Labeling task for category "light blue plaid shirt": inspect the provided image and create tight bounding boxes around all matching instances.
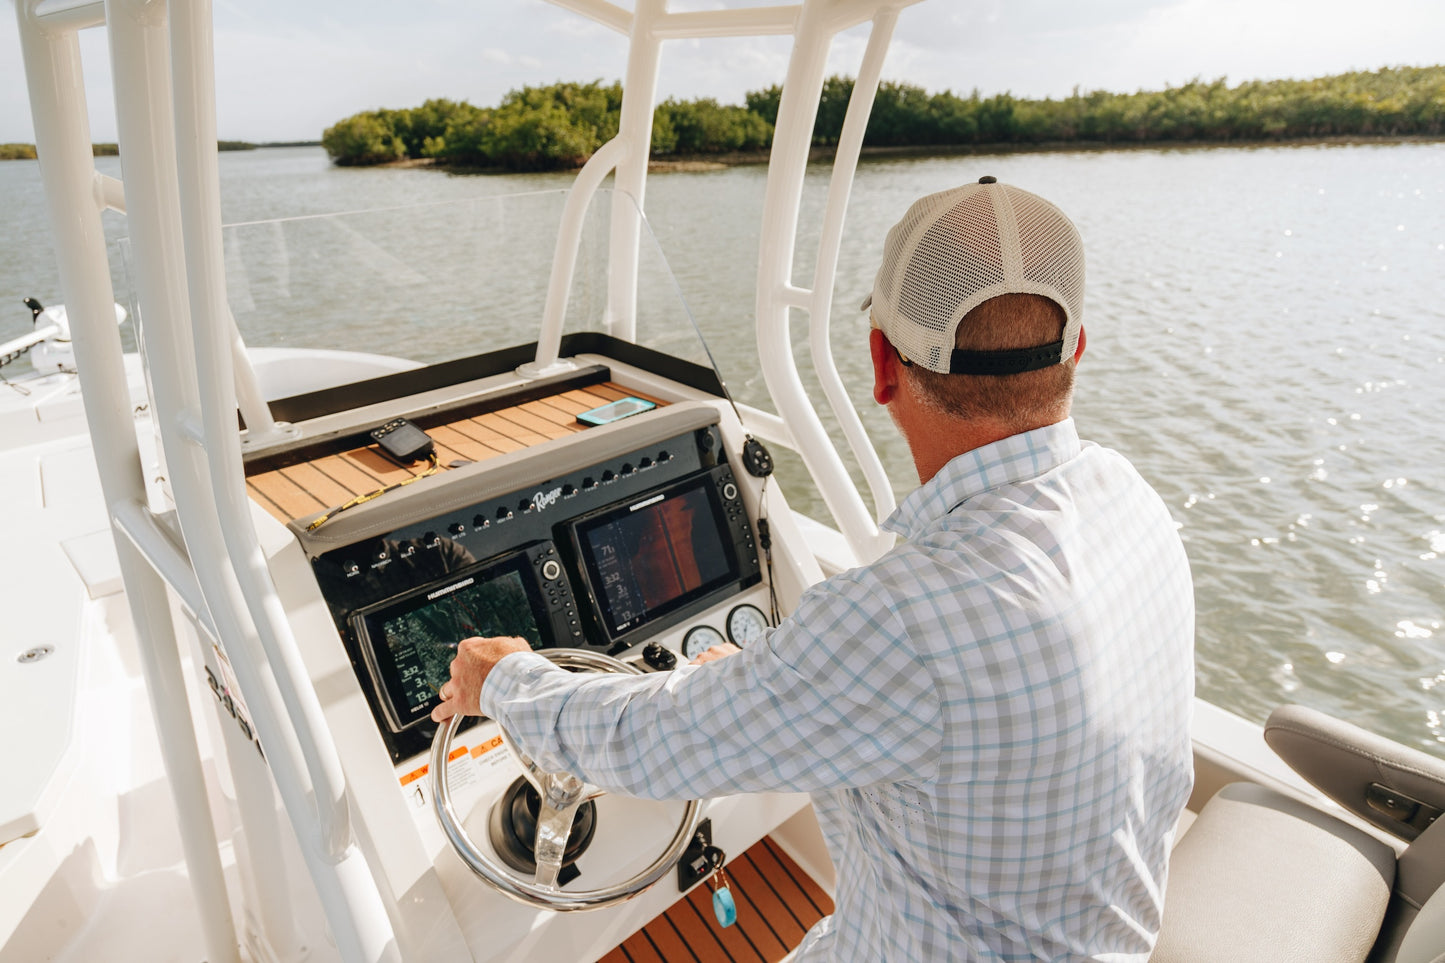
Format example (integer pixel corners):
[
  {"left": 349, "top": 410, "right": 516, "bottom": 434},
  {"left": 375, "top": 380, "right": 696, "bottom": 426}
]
[{"left": 483, "top": 419, "right": 1195, "bottom": 961}]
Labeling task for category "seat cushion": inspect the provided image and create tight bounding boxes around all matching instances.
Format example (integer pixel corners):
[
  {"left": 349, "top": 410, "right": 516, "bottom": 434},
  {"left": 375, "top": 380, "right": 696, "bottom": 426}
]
[{"left": 1151, "top": 781, "right": 1396, "bottom": 963}]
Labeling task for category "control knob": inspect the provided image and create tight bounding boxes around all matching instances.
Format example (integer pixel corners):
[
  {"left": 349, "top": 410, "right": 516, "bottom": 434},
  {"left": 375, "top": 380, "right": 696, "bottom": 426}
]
[{"left": 641, "top": 643, "right": 678, "bottom": 672}]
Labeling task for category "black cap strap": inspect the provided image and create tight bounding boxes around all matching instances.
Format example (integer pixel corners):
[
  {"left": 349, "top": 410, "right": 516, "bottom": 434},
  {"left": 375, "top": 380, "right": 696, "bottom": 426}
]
[{"left": 948, "top": 339, "right": 1064, "bottom": 375}]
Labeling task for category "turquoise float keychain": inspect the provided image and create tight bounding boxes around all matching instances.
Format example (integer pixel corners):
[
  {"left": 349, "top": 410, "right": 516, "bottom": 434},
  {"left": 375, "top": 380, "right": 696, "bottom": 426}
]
[{"left": 704, "top": 845, "right": 737, "bottom": 927}]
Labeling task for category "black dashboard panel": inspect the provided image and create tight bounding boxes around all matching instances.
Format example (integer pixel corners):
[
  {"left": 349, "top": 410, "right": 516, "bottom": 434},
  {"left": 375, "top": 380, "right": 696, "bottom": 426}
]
[{"left": 306, "top": 418, "right": 761, "bottom": 763}]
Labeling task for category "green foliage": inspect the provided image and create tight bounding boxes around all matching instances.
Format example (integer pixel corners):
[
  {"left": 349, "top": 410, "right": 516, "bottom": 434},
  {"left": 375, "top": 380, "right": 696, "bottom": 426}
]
[
  {"left": 321, "top": 113, "right": 407, "bottom": 166},
  {"left": 655, "top": 98, "right": 771, "bottom": 154},
  {"left": 479, "top": 81, "right": 622, "bottom": 170},
  {"left": 318, "top": 65, "right": 1445, "bottom": 170},
  {"left": 744, "top": 85, "right": 782, "bottom": 128},
  {"left": 0, "top": 144, "right": 38, "bottom": 161}
]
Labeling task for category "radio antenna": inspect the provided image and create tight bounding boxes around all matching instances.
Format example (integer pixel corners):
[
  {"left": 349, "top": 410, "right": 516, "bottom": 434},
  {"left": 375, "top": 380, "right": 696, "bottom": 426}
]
[{"left": 645, "top": 228, "right": 774, "bottom": 480}]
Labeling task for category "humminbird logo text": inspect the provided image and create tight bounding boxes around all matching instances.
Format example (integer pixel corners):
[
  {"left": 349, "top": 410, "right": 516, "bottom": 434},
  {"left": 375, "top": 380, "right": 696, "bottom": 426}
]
[
  {"left": 630, "top": 493, "right": 666, "bottom": 512},
  {"left": 427, "top": 577, "right": 474, "bottom": 601},
  {"left": 534, "top": 486, "right": 563, "bottom": 511}
]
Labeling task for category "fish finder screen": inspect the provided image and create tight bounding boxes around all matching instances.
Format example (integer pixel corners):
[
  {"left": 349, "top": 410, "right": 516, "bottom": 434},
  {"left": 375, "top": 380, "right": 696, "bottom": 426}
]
[
  {"left": 352, "top": 551, "right": 547, "bottom": 730},
  {"left": 576, "top": 477, "right": 736, "bottom": 639}
]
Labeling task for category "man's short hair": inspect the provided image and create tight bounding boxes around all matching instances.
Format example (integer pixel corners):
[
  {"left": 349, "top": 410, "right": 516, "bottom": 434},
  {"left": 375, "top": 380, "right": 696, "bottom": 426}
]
[{"left": 901, "top": 293, "right": 1075, "bottom": 430}]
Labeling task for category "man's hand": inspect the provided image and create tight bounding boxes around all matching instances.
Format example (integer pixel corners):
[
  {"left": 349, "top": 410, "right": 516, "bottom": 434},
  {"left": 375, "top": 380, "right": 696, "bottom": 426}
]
[
  {"left": 431, "top": 636, "right": 533, "bottom": 723},
  {"left": 690, "top": 642, "right": 740, "bottom": 665}
]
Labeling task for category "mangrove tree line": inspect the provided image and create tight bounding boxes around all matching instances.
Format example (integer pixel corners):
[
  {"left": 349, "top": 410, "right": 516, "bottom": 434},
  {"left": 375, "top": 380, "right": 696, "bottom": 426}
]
[{"left": 322, "top": 65, "right": 1445, "bottom": 171}]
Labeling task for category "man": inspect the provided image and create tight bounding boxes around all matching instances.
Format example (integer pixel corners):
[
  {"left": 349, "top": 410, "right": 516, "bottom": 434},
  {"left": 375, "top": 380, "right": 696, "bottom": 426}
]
[{"left": 433, "top": 178, "right": 1195, "bottom": 960}]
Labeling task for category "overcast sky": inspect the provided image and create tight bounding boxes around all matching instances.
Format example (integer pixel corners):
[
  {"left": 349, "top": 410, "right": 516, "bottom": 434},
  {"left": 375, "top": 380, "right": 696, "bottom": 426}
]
[{"left": 2, "top": 0, "right": 1442, "bottom": 144}]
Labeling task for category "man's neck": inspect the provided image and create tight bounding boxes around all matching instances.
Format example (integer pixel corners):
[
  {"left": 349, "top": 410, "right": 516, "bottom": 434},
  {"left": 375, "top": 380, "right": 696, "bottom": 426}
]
[{"left": 906, "top": 412, "right": 1064, "bottom": 485}]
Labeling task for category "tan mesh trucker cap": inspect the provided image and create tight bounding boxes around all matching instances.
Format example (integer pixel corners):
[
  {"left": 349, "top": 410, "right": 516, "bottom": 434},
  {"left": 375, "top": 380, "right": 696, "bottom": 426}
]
[{"left": 862, "top": 176, "right": 1085, "bottom": 375}]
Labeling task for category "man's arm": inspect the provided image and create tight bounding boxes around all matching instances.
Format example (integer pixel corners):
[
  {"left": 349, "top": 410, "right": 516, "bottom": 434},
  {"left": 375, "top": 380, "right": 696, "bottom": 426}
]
[{"left": 452, "top": 574, "right": 944, "bottom": 800}]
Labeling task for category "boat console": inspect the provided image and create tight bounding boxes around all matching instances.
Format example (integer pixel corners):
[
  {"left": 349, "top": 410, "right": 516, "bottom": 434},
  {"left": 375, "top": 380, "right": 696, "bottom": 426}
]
[
  {"left": 289, "top": 399, "right": 762, "bottom": 763},
  {"left": 232, "top": 345, "right": 820, "bottom": 955}
]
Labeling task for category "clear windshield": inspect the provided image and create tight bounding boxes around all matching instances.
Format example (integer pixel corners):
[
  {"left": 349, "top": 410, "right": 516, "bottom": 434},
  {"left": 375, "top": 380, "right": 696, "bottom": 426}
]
[{"left": 176, "top": 187, "right": 716, "bottom": 372}]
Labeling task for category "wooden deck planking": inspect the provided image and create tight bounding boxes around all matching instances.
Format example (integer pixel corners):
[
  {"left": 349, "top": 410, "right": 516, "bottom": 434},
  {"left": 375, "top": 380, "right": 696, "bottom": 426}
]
[
  {"left": 756, "top": 838, "right": 833, "bottom": 919},
  {"left": 248, "top": 469, "right": 327, "bottom": 519},
  {"left": 635, "top": 915, "right": 703, "bottom": 963},
  {"left": 716, "top": 858, "right": 794, "bottom": 959},
  {"left": 489, "top": 403, "right": 580, "bottom": 439},
  {"left": 246, "top": 382, "right": 668, "bottom": 524},
  {"left": 682, "top": 885, "right": 766, "bottom": 963},
  {"left": 447, "top": 416, "right": 528, "bottom": 454},
  {"left": 595, "top": 835, "right": 830, "bottom": 963},
  {"left": 273, "top": 462, "right": 356, "bottom": 511},
  {"left": 426, "top": 424, "right": 503, "bottom": 465},
  {"left": 471, "top": 409, "right": 550, "bottom": 448}
]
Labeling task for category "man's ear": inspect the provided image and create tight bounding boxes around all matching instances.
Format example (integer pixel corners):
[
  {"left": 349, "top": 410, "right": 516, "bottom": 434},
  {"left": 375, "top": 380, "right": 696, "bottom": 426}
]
[
  {"left": 870, "top": 327, "right": 900, "bottom": 405},
  {"left": 1073, "top": 325, "right": 1087, "bottom": 364}
]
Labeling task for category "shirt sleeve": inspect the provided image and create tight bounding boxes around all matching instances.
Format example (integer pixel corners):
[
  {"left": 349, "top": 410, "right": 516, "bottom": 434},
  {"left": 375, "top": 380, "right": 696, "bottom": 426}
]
[{"left": 479, "top": 572, "right": 944, "bottom": 799}]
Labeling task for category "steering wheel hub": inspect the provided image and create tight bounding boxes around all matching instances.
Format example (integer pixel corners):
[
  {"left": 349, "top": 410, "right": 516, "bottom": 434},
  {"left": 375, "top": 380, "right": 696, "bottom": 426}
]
[
  {"left": 430, "top": 648, "right": 702, "bottom": 911},
  {"left": 489, "top": 776, "right": 598, "bottom": 884}
]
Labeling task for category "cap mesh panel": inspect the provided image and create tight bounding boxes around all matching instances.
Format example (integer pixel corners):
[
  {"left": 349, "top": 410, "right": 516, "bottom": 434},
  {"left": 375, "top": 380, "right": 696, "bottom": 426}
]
[
  {"left": 867, "top": 182, "right": 1084, "bottom": 374},
  {"left": 1007, "top": 186, "right": 1085, "bottom": 328},
  {"left": 895, "top": 190, "right": 1005, "bottom": 368}
]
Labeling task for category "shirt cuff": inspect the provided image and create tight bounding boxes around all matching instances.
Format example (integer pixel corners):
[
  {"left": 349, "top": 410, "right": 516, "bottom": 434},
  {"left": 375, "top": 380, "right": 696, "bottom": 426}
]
[{"left": 479, "top": 650, "right": 557, "bottom": 718}]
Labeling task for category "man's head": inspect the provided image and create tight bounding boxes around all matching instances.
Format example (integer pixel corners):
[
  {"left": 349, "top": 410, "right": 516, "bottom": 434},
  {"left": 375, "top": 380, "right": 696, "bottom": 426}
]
[{"left": 865, "top": 177, "right": 1086, "bottom": 437}]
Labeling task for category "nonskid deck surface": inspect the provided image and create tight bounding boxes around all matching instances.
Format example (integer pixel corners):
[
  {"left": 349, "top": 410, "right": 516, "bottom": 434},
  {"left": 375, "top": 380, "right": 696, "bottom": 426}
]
[
  {"left": 245, "top": 382, "right": 666, "bottom": 523},
  {"left": 599, "top": 837, "right": 833, "bottom": 963}
]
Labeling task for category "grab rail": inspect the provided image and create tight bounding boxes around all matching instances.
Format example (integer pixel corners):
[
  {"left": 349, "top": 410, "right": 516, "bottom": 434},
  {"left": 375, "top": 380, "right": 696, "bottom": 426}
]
[
  {"left": 805, "top": 8, "right": 900, "bottom": 529},
  {"left": 14, "top": 3, "right": 238, "bottom": 961},
  {"left": 165, "top": 1, "right": 399, "bottom": 959},
  {"left": 755, "top": 1, "right": 921, "bottom": 564}
]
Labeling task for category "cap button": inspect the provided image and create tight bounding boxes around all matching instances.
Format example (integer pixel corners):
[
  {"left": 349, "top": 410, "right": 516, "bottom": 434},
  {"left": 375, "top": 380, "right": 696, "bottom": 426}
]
[{"left": 978, "top": 175, "right": 998, "bottom": 184}]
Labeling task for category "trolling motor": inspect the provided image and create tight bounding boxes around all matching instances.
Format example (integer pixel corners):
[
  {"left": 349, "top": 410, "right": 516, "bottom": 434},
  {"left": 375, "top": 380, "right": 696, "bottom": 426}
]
[{"left": 2, "top": 296, "right": 129, "bottom": 373}]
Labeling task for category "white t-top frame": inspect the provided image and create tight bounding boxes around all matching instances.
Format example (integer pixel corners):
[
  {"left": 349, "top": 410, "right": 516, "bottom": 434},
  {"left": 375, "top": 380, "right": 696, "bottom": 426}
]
[{"left": 13, "top": 0, "right": 922, "bottom": 960}]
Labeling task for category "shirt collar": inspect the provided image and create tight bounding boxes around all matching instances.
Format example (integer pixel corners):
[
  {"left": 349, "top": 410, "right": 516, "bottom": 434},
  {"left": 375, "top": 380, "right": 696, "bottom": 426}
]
[{"left": 882, "top": 418, "right": 1083, "bottom": 539}]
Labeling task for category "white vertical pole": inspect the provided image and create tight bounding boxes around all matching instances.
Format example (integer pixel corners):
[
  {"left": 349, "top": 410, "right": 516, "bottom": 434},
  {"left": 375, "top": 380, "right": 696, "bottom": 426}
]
[
  {"left": 106, "top": 0, "right": 399, "bottom": 958},
  {"left": 13, "top": 4, "right": 240, "bottom": 962},
  {"left": 525, "top": 137, "right": 629, "bottom": 375},
  {"left": 754, "top": 0, "right": 893, "bottom": 562},
  {"left": 605, "top": 0, "right": 666, "bottom": 342},
  {"left": 806, "top": 11, "right": 899, "bottom": 524}
]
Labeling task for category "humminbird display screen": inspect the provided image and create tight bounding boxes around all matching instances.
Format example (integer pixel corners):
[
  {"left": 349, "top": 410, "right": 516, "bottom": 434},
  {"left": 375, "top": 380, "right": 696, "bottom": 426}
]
[
  {"left": 351, "top": 550, "right": 548, "bottom": 731},
  {"left": 574, "top": 476, "right": 736, "bottom": 639}
]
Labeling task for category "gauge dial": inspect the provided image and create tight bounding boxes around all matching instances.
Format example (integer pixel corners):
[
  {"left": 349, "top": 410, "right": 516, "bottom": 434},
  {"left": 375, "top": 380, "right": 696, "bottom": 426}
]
[
  {"left": 682, "top": 625, "right": 728, "bottom": 661},
  {"left": 726, "top": 604, "right": 770, "bottom": 648}
]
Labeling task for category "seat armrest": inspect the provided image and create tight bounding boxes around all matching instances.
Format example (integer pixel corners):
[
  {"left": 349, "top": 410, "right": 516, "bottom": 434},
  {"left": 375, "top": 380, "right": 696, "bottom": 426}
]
[{"left": 1264, "top": 704, "right": 1445, "bottom": 841}]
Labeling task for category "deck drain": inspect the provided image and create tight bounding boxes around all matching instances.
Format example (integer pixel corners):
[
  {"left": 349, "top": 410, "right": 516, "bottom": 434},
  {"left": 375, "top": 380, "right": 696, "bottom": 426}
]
[{"left": 17, "top": 645, "right": 54, "bottom": 664}]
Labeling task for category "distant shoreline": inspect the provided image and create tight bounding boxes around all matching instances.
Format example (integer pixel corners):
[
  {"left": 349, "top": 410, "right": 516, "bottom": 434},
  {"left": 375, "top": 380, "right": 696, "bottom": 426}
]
[
  {"left": 376, "top": 133, "right": 1445, "bottom": 176},
  {"left": 3, "top": 133, "right": 1435, "bottom": 168},
  {"left": 0, "top": 140, "right": 322, "bottom": 161}
]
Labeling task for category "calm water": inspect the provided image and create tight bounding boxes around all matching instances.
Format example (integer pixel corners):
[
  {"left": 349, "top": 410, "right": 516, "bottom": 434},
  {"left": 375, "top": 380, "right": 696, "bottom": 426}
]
[{"left": 2, "top": 143, "right": 1442, "bottom": 755}]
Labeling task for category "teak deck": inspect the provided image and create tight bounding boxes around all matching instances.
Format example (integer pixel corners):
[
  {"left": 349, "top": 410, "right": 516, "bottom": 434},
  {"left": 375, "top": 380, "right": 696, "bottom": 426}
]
[
  {"left": 245, "top": 382, "right": 663, "bottom": 524},
  {"left": 598, "top": 836, "right": 834, "bottom": 963}
]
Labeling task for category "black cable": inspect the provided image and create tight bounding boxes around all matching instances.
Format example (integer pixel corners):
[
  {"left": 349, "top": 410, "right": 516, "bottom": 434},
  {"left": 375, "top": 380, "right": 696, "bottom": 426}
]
[{"left": 758, "top": 476, "right": 780, "bottom": 627}]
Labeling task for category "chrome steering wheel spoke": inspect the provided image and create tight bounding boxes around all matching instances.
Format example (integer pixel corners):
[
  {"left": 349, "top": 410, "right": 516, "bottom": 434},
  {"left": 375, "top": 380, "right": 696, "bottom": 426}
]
[{"left": 430, "top": 648, "right": 702, "bottom": 911}]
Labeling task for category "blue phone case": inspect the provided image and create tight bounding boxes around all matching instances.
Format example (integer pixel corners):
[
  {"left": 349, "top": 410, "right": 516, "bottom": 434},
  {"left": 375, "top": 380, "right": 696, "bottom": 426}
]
[{"left": 576, "top": 396, "right": 656, "bottom": 426}]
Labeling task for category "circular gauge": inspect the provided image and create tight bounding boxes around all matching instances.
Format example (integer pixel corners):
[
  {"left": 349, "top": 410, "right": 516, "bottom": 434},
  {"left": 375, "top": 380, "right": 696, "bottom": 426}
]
[
  {"left": 682, "top": 625, "right": 728, "bottom": 661},
  {"left": 726, "top": 604, "right": 770, "bottom": 648}
]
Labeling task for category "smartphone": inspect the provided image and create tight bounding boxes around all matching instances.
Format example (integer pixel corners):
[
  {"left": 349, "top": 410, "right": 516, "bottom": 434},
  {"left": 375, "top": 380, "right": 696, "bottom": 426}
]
[{"left": 576, "top": 396, "right": 656, "bottom": 426}]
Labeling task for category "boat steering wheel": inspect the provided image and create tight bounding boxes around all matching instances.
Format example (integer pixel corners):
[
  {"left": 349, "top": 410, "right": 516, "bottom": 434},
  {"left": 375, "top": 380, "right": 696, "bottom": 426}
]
[{"left": 430, "top": 648, "right": 702, "bottom": 910}]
